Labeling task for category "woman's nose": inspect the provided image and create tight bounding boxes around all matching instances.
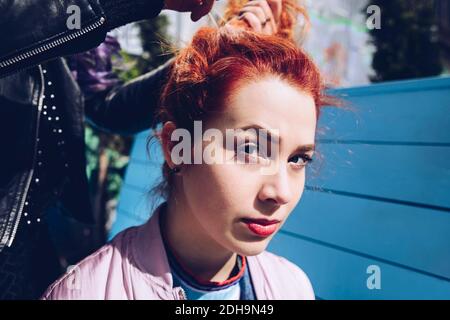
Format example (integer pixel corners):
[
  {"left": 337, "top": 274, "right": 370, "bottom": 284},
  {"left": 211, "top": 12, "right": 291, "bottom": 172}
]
[{"left": 258, "top": 164, "right": 293, "bottom": 206}]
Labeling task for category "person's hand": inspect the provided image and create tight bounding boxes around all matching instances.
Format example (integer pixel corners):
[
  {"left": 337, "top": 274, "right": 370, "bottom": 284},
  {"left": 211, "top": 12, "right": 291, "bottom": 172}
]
[
  {"left": 227, "top": 0, "right": 282, "bottom": 35},
  {"left": 164, "top": 0, "right": 216, "bottom": 22}
]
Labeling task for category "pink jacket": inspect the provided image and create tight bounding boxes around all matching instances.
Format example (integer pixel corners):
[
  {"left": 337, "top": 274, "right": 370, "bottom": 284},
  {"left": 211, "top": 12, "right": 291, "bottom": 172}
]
[{"left": 42, "top": 204, "right": 315, "bottom": 300}]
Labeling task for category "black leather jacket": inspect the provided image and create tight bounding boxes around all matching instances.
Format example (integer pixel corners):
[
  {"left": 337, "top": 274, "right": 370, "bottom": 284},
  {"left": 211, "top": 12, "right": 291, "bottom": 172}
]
[{"left": 0, "top": 0, "right": 169, "bottom": 252}]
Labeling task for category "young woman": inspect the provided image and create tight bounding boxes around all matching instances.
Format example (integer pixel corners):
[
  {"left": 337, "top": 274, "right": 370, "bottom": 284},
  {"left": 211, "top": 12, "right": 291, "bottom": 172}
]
[{"left": 42, "top": 0, "right": 332, "bottom": 300}]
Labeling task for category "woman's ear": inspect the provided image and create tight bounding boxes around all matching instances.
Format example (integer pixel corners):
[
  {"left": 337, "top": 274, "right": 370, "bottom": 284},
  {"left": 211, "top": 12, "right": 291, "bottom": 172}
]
[{"left": 161, "top": 121, "right": 179, "bottom": 169}]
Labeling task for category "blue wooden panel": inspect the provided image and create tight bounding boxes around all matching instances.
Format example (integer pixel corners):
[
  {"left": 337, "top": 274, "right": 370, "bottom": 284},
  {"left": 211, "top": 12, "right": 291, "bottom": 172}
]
[
  {"left": 331, "top": 76, "right": 450, "bottom": 96},
  {"left": 308, "top": 143, "right": 450, "bottom": 209},
  {"left": 123, "top": 161, "right": 162, "bottom": 190},
  {"left": 109, "top": 159, "right": 163, "bottom": 240},
  {"left": 268, "top": 232, "right": 450, "bottom": 300},
  {"left": 110, "top": 186, "right": 164, "bottom": 239},
  {"left": 117, "top": 185, "right": 153, "bottom": 222},
  {"left": 285, "top": 190, "right": 450, "bottom": 280},
  {"left": 131, "top": 134, "right": 165, "bottom": 165},
  {"left": 319, "top": 77, "right": 450, "bottom": 143}
]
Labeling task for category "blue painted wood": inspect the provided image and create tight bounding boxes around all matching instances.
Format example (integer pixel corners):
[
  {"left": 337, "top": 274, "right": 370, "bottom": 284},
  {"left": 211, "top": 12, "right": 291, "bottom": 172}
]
[
  {"left": 308, "top": 143, "right": 450, "bottom": 209},
  {"left": 268, "top": 232, "right": 450, "bottom": 300},
  {"left": 329, "top": 76, "right": 450, "bottom": 97},
  {"left": 319, "top": 78, "right": 450, "bottom": 143},
  {"left": 108, "top": 163, "right": 162, "bottom": 238},
  {"left": 131, "top": 134, "right": 165, "bottom": 165},
  {"left": 110, "top": 76, "right": 450, "bottom": 299},
  {"left": 123, "top": 161, "right": 162, "bottom": 191},
  {"left": 284, "top": 190, "right": 450, "bottom": 280},
  {"left": 116, "top": 185, "right": 153, "bottom": 222}
]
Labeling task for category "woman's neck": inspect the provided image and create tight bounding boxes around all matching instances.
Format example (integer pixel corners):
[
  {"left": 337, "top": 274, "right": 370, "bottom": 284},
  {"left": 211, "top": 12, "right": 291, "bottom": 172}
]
[{"left": 161, "top": 197, "right": 238, "bottom": 283}]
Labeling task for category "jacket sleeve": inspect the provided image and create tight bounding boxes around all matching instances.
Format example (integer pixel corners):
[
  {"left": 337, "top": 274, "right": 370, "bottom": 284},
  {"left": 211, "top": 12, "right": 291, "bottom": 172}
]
[
  {"left": 84, "top": 58, "right": 173, "bottom": 135},
  {"left": 0, "top": 0, "right": 165, "bottom": 78}
]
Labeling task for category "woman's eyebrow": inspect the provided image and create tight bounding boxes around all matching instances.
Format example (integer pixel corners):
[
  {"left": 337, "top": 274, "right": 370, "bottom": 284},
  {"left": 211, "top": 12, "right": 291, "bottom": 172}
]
[
  {"left": 237, "top": 124, "right": 280, "bottom": 144},
  {"left": 237, "top": 124, "right": 315, "bottom": 152},
  {"left": 293, "top": 144, "right": 316, "bottom": 153}
]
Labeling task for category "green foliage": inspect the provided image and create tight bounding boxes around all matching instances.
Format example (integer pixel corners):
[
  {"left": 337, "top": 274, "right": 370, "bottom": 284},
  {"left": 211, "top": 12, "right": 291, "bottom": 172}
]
[
  {"left": 114, "top": 50, "right": 142, "bottom": 83},
  {"left": 85, "top": 124, "right": 100, "bottom": 182},
  {"left": 85, "top": 125, "right": 131, "bottom": 201},
  {"left": 112, "top": 15, "right": 174, "bottom": 83},
  {"left": 368, "top": 0, "right": 443, "bottom": 82}
]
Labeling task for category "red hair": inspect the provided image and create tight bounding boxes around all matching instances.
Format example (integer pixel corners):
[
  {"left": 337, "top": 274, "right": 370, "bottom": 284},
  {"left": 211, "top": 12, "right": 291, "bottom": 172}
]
[{"left": 149, "top": 0, "right": 335, "bottom": 199}]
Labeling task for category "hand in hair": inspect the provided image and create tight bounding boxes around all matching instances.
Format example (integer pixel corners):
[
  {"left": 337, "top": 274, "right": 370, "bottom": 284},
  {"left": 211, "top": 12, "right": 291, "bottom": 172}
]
[
  {"left": 224, "top": 0, "right": 309, "bottom": 40},
  {"left": 233, "top": 0, "right": 282, "bottom": 35},
  {"left": 164, "top": 0, "right": 216, "bottom": 22}
]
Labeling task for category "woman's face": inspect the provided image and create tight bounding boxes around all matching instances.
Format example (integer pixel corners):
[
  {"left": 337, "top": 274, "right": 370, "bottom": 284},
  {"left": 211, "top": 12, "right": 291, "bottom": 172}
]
[{"left": 164, "top": 76, "right": 317, "bottom": 257}]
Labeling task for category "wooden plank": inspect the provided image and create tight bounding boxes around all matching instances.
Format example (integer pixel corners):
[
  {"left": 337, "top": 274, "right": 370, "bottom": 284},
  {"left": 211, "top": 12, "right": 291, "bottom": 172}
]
[
  {"left": 123, "top": 161, "right": 162, "bottom": 191},
  {"left": 307, "top": 143, "right": 450, "bottom": 209},
  {"left": 330, "top": 76, "right": 450, "bottom": 97},
  {"left": 319, "top": 78, "right": 450, "bottom": 143},
  {"left": 131, "top": 134, "right": 164, "bottom": 165},
  {"left": 117, "top": 185, "right": 153, "bottom": 222},
  {"left": 284, "top": 190, "right": 450, "bottom": 280},
  {"left": 269, "top": 232, "right": 450, "bottom": 299}
]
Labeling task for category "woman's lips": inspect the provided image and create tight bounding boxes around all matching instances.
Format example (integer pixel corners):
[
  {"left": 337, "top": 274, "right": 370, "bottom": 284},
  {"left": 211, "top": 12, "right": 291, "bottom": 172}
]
[{"left": 242, "top": 218, "right": 280, "bottom": 237}]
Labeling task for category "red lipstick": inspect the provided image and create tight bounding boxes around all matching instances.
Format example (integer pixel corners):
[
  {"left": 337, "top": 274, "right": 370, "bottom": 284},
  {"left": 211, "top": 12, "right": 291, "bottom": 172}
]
[{"left": 242, "top": 218, "right": 280, "bottom": 237}]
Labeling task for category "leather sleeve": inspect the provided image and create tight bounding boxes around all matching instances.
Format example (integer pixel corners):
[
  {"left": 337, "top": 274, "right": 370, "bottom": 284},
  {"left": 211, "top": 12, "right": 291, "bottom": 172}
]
[
  {"left": 0, "top": 0, "right": 164, "bottom": 78},
  {"left": 84, "top": 58, "right": 173, "bottom": 135}
]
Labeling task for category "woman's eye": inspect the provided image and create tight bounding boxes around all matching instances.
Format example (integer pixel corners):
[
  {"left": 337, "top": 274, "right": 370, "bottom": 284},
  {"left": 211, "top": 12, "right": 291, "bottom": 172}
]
[
  {"left": 243, "top": 144, "right": 258, "bottom": 155},
  {"left": 236, "top": 143, "right": 258, "bottom": 156},
  {"left": 289, "top": 154, "right": 313, "bottom": 167},
  {"left": 235, "top": 143, "right": 269, "bottom": 164}
]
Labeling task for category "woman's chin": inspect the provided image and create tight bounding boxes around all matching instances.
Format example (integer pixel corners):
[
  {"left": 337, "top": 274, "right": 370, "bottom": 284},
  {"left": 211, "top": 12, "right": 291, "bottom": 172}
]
[{"left": 231, "top": 238, "right": 271, "bottom": 257}]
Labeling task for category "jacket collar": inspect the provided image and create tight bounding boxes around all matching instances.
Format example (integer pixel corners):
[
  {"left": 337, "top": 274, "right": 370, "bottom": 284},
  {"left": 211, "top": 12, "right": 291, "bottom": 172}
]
[{"left": 131, "top": 202, "right": 175, "bottom": 291}]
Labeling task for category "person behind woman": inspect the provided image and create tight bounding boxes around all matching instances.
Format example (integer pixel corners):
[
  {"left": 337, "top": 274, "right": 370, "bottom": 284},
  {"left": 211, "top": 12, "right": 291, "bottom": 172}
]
[{"left": 42, "top": 0, "right": 334, "bottom": 300}]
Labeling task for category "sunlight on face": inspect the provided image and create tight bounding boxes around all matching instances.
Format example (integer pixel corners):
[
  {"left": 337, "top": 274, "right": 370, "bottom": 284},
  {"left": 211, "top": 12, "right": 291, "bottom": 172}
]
[{"left": 175, "top": 76, "right": 317, "bottom": 256}]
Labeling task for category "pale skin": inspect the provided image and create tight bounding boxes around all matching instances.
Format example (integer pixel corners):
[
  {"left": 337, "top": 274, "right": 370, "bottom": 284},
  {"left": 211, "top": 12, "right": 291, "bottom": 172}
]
[
  {"left": 237, "top": 0, "right": 282, "bottom": 34},
  {"left": 164, "top": 0, "right": 282, "bottom": 32},
  {"left": 160, "top": 77, "right": 317, "bottom": 282}
]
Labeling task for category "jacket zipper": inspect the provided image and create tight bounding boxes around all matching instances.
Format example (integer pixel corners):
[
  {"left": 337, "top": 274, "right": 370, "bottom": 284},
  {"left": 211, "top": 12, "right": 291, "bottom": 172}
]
[
  {"left": 6, "top": 65, "right": 45, "bottom": 247},
  {"left": 0, "top": 17, "right": 106, "bottom": 74}
]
